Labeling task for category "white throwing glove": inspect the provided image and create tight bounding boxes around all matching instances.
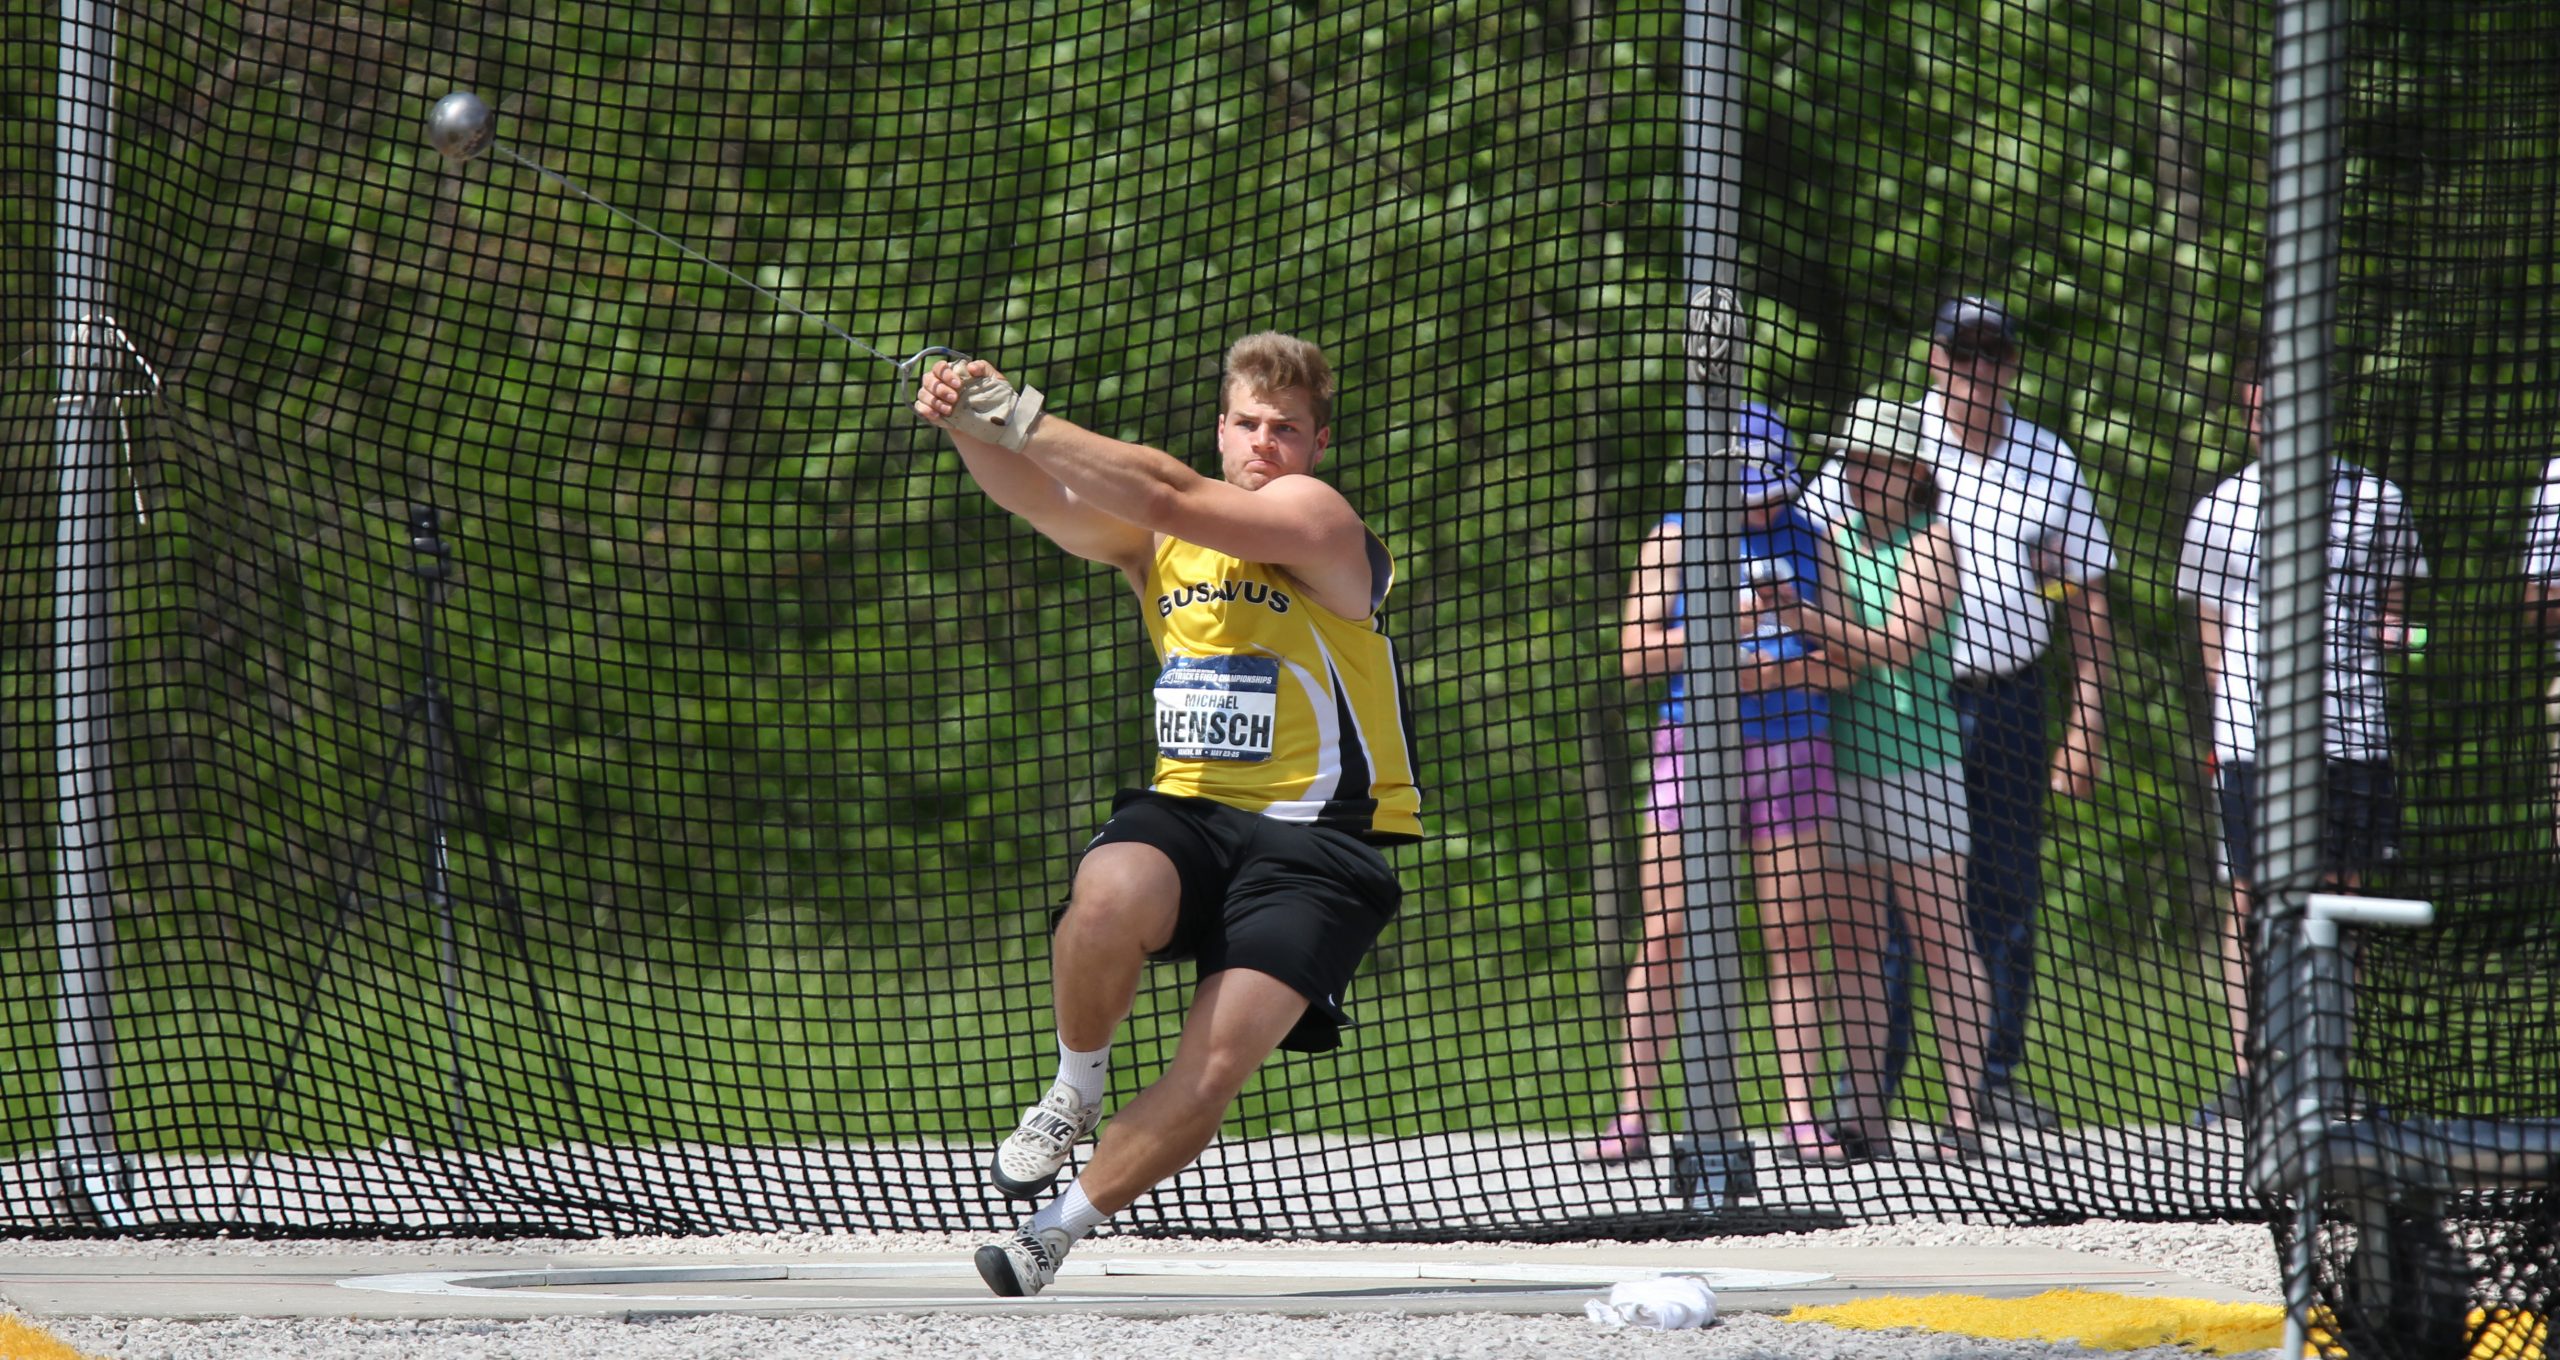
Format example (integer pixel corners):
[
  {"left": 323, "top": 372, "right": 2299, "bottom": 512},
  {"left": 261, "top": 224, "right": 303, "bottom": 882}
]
[
  {"left": 942, "top": 369, "right": 1046, "bottom": 452},
  {"left": 1584, "top": 1276, "right": 1717, "bottom": 1330}
]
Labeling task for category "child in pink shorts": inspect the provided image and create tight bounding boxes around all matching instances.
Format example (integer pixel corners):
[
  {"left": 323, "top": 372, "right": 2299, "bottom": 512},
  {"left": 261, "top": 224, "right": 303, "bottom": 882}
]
[{"left": 1589, "top": 410, "right": 1842, "bottom": 1163}]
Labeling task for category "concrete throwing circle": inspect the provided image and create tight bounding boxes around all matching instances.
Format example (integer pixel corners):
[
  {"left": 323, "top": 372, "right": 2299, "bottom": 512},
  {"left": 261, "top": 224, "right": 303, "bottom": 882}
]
[{"left": 340, "top": 1258, "right": 1834, "bottom": 1315}]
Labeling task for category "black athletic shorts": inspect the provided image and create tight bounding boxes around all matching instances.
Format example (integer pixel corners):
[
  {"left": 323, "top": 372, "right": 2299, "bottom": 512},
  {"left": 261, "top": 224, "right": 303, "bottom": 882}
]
[
  {"left": 1074, "top": 789, "right": 1403, "bottom": 1054},
  {"left": 2217, "top": 758, "right": 2399, "bottom": 886}
]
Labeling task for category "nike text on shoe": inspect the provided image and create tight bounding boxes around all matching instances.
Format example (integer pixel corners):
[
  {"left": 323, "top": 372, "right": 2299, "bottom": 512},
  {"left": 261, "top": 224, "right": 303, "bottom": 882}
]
[
  {"left": 975, "top": 1225, "right": 1074, "bottom": 1297},
  {"left": 991, "top": 1084, "right": 1102, "bottom": 1200}
]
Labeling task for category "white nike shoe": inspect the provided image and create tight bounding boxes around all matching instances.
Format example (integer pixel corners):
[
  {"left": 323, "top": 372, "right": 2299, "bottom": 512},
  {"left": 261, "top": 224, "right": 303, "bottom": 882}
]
[
  {"left": 975, "top": 1224, "right": 1075, "bottom": 1297},
  {"left": 990, "top": 1083, "right": 1102, "bottom": 1200}
]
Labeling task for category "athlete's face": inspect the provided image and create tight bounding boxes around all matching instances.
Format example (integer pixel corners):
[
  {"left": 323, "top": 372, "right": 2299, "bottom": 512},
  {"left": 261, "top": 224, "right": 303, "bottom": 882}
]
[{"left": 1218, "top": 385, "right": 1330, "bottom": 490}]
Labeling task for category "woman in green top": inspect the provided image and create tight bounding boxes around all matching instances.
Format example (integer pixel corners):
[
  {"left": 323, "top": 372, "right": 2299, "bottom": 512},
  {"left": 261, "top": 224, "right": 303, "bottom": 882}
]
[{"left": 1789, "top": 397, "right": 1990, "bottom": 1159}]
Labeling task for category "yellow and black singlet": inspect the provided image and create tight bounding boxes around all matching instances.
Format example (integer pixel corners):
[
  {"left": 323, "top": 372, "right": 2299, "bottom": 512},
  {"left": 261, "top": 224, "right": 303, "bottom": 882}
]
[{"left": 1139, "top": 532, "right": 1423, "bottom": 845}]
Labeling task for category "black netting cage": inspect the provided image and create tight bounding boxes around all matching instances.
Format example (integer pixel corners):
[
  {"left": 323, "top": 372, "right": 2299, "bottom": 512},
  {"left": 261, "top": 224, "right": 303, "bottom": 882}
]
[{"left": 3, "top": 2, "right": 2554, "bottom": 1350}]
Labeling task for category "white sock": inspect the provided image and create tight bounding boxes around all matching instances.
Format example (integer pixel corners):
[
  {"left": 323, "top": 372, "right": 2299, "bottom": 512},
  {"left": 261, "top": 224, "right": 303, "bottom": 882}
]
[
  {"left": 1029, "top": 1181, "right": 1110, "bottom": 1241},
  {"left": 1055, "top": 1039, "right": 1110, "bottom": 1108}
]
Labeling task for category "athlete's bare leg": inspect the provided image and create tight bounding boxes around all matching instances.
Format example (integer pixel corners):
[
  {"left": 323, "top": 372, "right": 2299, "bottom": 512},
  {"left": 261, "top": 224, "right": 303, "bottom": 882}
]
[
  {"left": 1071, "top": 967, "right": 1308, "bottom": 1214},
  {"left": 1050, "top": 842, "right": 1183, "bottom": 1050}
]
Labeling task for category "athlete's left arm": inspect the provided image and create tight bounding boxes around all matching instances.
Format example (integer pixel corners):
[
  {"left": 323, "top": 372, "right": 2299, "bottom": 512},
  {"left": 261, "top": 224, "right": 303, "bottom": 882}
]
[{"left": 1018, "top": 418, "right": 1375, "bottom": 617}]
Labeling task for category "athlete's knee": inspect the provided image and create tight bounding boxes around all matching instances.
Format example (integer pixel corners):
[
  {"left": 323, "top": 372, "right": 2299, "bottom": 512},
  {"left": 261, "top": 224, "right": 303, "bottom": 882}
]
[
  {"left": 1055, "top": 893, "right": 1171, "bottom": 954},
  {"left": 1136, "top": 968, "right": 1304, "bottom": 1103},
  {"left": 1059, "top": 850, "right": 1180, "bottom": 953}
]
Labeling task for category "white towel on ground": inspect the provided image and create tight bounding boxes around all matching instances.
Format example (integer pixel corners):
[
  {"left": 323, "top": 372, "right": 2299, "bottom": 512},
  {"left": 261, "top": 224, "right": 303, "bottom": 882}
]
[{"left": 1583, "top": 1275, "right": 1718, "bottom": 1330}]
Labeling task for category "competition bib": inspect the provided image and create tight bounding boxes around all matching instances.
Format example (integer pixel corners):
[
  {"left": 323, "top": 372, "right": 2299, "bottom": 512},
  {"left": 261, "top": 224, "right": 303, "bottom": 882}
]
[{"left": 1154, "top": 654, "right": 1280, "bottom": 762}]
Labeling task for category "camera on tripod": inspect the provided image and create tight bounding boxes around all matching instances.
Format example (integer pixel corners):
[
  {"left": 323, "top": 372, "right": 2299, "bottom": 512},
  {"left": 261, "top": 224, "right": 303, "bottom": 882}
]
[{"left": 406, "top": 504, "right": 451, "bottom": 584}]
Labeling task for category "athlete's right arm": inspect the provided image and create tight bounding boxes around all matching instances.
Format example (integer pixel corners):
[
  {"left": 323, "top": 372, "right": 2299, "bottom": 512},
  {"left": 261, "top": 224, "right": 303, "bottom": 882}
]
[{"left": 913, "top": 361, "right": 1152, "bottom": 569}]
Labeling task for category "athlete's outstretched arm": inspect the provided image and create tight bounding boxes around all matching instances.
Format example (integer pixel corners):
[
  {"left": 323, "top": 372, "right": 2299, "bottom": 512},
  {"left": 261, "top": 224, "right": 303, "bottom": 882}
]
[
  {"left": 1029, "top": 420, "right": 1361, "bottom": 557},
  {"left": 914, "top": 361, "right": 1151, "bottom": 569},
  {"left": 919, "top": 359, "right": 1373, "bottom": 615}
]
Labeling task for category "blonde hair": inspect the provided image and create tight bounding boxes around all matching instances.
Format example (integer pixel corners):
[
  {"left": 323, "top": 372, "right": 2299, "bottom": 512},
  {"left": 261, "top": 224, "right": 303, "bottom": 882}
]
[{"left": 1222, "top": 332, "right": 1335, "bottom": 430}]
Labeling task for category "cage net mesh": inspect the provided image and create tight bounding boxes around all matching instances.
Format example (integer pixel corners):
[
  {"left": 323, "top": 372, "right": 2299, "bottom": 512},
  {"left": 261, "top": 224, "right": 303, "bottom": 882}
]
[
  {"left": 1, "top": 0, "right": 2554, "bottom": 1335},
  {"left": 2256, "top": 5, "right": 2560, "bottom": 1358}
]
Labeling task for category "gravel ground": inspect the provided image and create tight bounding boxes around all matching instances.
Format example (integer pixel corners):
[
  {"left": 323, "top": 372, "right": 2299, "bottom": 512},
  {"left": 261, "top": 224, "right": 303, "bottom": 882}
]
[{"left": 28, "top": 1220, "right": 2290, "bottom": 1360}]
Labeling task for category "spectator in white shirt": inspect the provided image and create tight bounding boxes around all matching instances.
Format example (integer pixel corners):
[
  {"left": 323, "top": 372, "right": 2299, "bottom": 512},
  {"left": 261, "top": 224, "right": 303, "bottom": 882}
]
[
  {"left": 1799, "top": 297, "right": 2116, "bottom": 1132},
  {"left": 2176, "top": 366, "right": 2427, "bottom": 1125}
]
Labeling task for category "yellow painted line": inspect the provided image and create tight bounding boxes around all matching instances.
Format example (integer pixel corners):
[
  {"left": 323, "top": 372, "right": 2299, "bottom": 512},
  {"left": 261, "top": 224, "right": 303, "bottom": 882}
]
[
  {"left": 0, "top": 1309, "right": 104, "bottom": 1360},
  {"left": 1788, "top": 1291, "right": 2280, "bottom": 1354},
  {"left": 1790, "top": 1292, "right": 2549, "bottom": 1359}
]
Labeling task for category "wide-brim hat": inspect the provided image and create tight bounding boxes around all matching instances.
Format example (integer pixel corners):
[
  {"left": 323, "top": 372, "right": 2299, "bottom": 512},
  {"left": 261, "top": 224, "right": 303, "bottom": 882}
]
[{"left": 1820, "top": 396, "right": 1935, "bottom": 473}]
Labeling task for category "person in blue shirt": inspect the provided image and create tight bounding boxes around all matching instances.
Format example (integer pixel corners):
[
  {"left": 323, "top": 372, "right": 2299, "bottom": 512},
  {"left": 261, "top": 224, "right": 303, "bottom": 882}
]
[{"left": 1585, "top": 406, "right": 1846, "bottom": 1164}]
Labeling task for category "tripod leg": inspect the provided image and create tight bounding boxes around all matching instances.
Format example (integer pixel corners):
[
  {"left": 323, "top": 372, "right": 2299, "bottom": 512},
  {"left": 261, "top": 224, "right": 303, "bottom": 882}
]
[
  {"left": 259, "top": 707, "right": 425, "bottom": 1123},
  {"left": 423, "top": 715, "right": 697, "bottom": 1233},
  {"left": 416, "top": 689, "right": 475, "bottom": 1150},
  {"left": 435, "top": 710, "right": 588, "bottom": 1143}
]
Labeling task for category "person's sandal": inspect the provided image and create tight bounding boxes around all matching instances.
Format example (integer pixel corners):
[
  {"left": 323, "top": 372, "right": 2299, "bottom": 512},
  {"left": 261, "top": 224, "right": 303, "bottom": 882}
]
[
  {"left": 1776, "top": 1121, "right": 1861, "bottom": 1166},
  {"left": 1578, "top": 1114, "right": 1653, "bottom": 1164},
  {"left": 1922, "top": 1124, "right": 1988, "bottom": 1161}
]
